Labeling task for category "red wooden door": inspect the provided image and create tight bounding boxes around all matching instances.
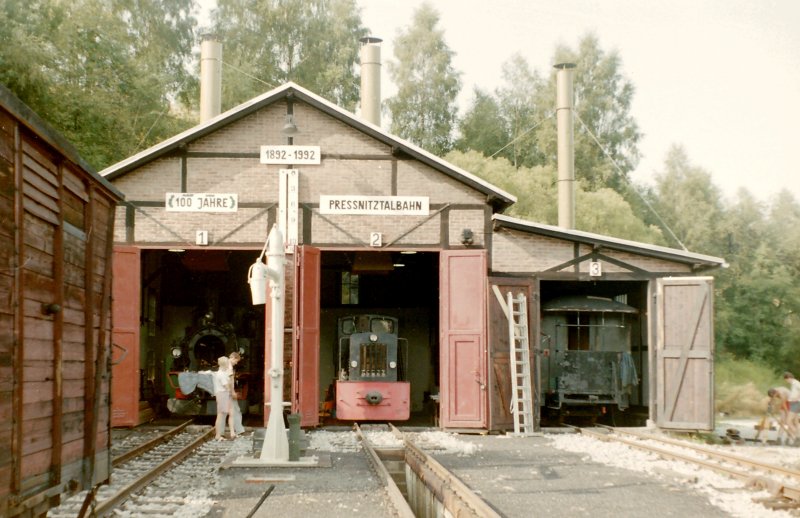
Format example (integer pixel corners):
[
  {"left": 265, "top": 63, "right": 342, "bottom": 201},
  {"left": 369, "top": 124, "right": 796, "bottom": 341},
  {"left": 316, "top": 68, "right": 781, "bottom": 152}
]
[
  {"left": 655, "top": 277, "right": 715, "bottom": 431},
  {"left": 111, "top": 245, "right": 140, "bottom": 427},
  {"left": 293, "top": 246, "right": 320, "bottom": 427},
  {"left": 440, "top": 250, "right": 487, "bottom": 429}
]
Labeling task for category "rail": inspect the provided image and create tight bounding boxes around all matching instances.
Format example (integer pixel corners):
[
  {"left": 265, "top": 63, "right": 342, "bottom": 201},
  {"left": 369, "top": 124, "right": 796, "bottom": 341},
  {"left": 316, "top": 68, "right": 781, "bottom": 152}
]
[
  {"left": 578, "top": 425, "right": 800, "bottom": 510},
  {"left": 356, "top": 423, "right": 502, "bottom": 518}
]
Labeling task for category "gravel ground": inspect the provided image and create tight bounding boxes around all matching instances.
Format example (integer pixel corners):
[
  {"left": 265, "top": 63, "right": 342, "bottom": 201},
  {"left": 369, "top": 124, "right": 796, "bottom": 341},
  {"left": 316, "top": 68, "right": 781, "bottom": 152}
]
[{"left": 102, "top": 420, "right": 800, "bottom": 517}]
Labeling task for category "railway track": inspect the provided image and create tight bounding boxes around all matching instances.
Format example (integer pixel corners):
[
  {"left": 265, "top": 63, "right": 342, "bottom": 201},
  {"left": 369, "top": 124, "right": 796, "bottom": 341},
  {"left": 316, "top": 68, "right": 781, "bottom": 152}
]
[
  {"left": 48, "top": 422, "right": 221, "bottom": 517},
  {"left": 357, "top": 423, "right": 502, "bottom": 518},
  {"left": 578, "top": 425, "right": 800, "bottom": 512}
]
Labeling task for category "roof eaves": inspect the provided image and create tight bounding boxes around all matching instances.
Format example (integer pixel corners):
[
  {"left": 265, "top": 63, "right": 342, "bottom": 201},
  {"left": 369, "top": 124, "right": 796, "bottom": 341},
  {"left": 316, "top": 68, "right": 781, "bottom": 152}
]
[
  {"left": 101, "top": 82, "right": 516, "bottom": 211},
  {"left": 493, "top": 214, "right": 726, "bottom": 267}
]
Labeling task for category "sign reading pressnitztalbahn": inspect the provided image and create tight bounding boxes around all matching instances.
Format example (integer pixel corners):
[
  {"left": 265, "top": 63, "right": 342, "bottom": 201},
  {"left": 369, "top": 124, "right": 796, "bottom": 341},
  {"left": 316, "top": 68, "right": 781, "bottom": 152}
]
[
  {"left": 260, "top": 145, "right": 321, "bottom": 165},
  {"left": 165, "top": 192, "right": 238, "bottom": 212},
  {"left": 320, "top": 195, "right": 429, "bottom": 215}
]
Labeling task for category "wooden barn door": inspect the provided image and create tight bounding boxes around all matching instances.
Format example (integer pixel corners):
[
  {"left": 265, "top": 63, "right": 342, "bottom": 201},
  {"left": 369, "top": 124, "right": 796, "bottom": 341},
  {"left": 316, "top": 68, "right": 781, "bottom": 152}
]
[
  {"left": 111, "top": 246, "right": 141, "bottom": 427},
  {"left": 440, "top": 250, "right": 487, "bottom": 429},
  {"left": 487, "top": 278, "right": 535, "bottom": 431},
  {"left": 655, "top": 277, "right": 715, "bottom": 431},
  {"left": 293, "top": 246, "right": 320, "bottom": 427}
]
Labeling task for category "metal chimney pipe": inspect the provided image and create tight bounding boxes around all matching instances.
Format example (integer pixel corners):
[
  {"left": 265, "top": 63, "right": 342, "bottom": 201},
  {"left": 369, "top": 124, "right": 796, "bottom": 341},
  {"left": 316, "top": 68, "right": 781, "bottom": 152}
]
[
  {"left": 359, "top": 36, "right": 382, "bottom": 126},
  {"left": 200, "top": 34, "right": 222, "bottom": 123},
  {"left": 555, "top": 62, "right": 576, "bottom": 229}
]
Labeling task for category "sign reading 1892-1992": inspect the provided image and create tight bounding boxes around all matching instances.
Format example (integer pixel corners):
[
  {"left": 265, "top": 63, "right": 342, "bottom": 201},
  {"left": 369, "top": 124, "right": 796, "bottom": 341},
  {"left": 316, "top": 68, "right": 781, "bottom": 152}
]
[{"left": 260, "top": 145, "right": 321, "bottom": 165}]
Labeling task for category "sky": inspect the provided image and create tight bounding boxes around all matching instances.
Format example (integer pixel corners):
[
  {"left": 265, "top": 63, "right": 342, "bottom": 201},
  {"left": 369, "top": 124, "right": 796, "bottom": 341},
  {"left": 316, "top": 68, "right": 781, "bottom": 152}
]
[{"left": 199, "top": 0, "right": 800, "bottom": 203}]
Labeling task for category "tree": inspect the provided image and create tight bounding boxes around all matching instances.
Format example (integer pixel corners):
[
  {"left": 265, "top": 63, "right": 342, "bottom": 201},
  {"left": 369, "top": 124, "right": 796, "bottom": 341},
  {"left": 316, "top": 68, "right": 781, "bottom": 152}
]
[
  {"left": 535, "top": 33, "right": 642, "bottom": 193},
  {"left": 455, "top": 87, "right": 509, "bottom": 160},
  {"left": 493, "top": 54, "right": 547, "bottom": 168},
  {"left": 209, "top": 0, "right": 367, "bottom": 111},
  {"left": 647, "top": 145, "right": 725, "bottom": 254},
  {"left": 0, "top": 0, "right": 198, "bottom": 169},
  {"left": 385, "top": 2, "right": 461, "bottom": 155},
  {"left": 446, "top": 150, "right": 665, "bottom": 243}
]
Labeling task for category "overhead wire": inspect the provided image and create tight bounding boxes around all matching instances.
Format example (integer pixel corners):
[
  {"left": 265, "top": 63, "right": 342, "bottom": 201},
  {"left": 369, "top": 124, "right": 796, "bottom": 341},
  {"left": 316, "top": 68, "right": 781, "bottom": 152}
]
[
  {"left": 489, "top": 112, "right": 554, "bottom": 159},
  {"left": 573, "top": 113, "right": 688, "bottom": 251}
]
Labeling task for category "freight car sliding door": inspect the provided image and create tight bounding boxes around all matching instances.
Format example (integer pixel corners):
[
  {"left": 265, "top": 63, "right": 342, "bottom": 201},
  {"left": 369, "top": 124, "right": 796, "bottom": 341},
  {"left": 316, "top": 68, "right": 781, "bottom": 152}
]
[
  {"left": 111, "top": 246, "right": 141, "bottom": 427},
  {"left": 654, "top": 277, "right": 714, "bottom": 431},
  {"left": 440, "top": 250, "right": 487, "bottom": 429}
]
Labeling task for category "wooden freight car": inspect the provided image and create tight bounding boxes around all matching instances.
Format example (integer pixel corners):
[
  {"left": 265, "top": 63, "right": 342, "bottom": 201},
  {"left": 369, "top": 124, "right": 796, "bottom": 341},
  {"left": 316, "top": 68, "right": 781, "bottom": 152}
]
[{"left": 0, "top": 85, "right": 122, "bottom": 517}]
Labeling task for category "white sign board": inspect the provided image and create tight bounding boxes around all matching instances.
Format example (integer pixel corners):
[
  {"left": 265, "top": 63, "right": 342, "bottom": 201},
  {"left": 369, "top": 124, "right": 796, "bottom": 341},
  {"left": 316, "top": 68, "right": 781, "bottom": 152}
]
[
  {"left": 319, "top": 195, "right": 429, "bottom": 216},
  {"left": 260, "top": 145, "right": 321, "bottom": 165},
  {"left": 165, "top": 193, "right": 238, "bottom": 212},
  {"left": 279, "top": 169, "right": 299, "bottom": 253}
]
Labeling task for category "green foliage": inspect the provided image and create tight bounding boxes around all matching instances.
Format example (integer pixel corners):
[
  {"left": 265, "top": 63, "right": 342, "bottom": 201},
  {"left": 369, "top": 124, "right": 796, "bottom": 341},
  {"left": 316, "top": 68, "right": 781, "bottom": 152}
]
[
  {"left": 457, "top": 33, "right": 641, "bottom": 195},
  {"left": 715, "top": 354, "right": 780, "bottom": 417},
  {"left": 210, "top": 0, "right": 367, "bottom": 111},
  {"left": 0, "top": 0, "right": 197, "bottom": 169},
  {"left": 455, "top": 88, "right": 509, "bottom": 160},
  {"left": 386, "top": 2, "right": 461, "bottom": 155},
  {"left": 646, "top": 145, "right": 726, "bottom": 253},
  {"left": 576, "top": 188, "right": 666, "bottom": 244},
  {"left": 542, "top": 34, "right": 642, "bottom": 192},
  {"left": 493, "top": 54, "right": 547, "bottom": 168},
  {"left": 446, "top": 150, "right": 665, "bottom": 243}
]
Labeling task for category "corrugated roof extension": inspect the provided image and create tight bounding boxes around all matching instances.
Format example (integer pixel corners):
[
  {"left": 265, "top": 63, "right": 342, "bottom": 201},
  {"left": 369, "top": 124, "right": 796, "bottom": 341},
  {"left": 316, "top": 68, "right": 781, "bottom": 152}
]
[
  {"left": 493, "top": 213, "right": 727, "bottom": 271},
  {"left": 99, "top": 82, "right": 516, "bottom": 212}
]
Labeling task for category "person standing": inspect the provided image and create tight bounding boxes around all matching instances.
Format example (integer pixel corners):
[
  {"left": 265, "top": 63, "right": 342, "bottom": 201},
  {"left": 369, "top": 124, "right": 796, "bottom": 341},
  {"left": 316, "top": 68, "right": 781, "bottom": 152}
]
[
  {"left": 213, "top": 356, "right": 236, "bottom": 441},
  {"left": 768, "top": 386, "right": 797, "bottom": 441},
  {"left": 784, "top": 372, "right": 800, "bottom": 414},
  {"left": 228, "top": 351, "right": 246, "bottom": 435}
]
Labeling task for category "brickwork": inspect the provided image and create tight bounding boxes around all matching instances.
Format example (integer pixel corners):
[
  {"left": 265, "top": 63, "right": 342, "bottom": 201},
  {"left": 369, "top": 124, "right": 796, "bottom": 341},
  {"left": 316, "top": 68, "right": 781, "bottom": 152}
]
[
  {"left": 448, "top": 210, "right": 486, "bottom": 247},
  {"left": 492, "top": 227, "right": 692, "bottom": 274},
  {"left": 116, "top": 98, "right": 492, "bottom": 250},
  {"left": 310, "top": 211, "right": 442, "bottom": 245},
  {"left": 109, "top": 91, "right": 700, "bottom": 278},
  {"left": 114, "top": 158, "right": 182, "bottom": 200},
  {"left": 397, "top": 160, "right": 485, "bottom": 204}
]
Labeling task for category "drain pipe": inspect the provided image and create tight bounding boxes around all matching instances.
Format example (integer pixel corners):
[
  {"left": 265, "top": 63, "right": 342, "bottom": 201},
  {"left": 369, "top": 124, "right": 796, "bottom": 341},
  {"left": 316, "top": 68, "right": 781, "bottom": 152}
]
[{"left": 555, "top": 62, "right": 576, "bottom": 229}]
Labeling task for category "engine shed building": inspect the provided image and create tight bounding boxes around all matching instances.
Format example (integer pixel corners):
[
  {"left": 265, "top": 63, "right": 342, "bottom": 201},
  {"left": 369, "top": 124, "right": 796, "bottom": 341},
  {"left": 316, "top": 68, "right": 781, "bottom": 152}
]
[{"left": 101, "top": 81, "right": 725, "bottom": 433}]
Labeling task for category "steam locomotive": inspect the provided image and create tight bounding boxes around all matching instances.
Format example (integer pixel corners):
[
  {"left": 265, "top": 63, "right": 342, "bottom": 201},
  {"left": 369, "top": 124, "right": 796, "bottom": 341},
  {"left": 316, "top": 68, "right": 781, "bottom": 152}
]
[
  {"left": 333, "top": 314, "right": 410, "bottom": 421},
  {"left": 165, "top": 312, "right": 253, "bottom": 416},
  {"left": 539, "top": 295, "right": 641, "bottom": 423}
]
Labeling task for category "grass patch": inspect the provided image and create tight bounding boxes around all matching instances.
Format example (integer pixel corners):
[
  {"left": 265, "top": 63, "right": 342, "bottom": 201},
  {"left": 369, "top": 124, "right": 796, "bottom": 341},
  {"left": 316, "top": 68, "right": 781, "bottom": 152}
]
[{"left": 715, "top": 356, "right": 782, "bottom": 417}]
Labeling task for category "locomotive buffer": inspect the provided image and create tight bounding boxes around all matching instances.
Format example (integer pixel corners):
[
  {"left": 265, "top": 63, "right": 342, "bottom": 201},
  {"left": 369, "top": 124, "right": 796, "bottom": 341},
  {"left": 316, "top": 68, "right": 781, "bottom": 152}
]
[{"left": 507, "top": 291, "right": 535, "bottom": 436}]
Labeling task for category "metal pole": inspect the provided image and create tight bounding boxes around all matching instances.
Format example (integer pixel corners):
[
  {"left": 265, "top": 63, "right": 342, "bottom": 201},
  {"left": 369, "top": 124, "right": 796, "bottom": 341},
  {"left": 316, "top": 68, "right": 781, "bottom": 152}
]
[
  {"left": 260, "top": 225, "right": 288, "bottom": 461},
  {"left": 360, "top": 36, "right": 382, "bottom": 126}
]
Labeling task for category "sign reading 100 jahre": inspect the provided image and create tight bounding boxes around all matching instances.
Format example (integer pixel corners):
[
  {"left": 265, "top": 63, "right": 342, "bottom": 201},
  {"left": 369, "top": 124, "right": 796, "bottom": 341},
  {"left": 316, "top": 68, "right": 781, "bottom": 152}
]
[
  {"left": 165, "top": 192, "right": 238, "bottom": 213},
  {"left": 260, "top": 145, "right": 321, "bottom": 165}
]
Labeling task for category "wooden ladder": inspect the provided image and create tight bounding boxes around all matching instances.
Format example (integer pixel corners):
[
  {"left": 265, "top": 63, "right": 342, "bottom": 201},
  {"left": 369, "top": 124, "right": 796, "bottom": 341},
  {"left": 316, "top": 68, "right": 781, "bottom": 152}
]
[{"left": 507, "top": 291, "right": 535, "bottom": 436}]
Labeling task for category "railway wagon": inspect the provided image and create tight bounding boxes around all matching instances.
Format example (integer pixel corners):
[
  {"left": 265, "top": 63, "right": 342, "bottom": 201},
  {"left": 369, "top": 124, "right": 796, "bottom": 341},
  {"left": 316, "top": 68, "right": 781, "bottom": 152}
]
[
  {"left": 0, "top": 85, "right": 122, "bottom": 517},
  {"left": 539, "top": 294, "right": 640, "bottom": 424}
]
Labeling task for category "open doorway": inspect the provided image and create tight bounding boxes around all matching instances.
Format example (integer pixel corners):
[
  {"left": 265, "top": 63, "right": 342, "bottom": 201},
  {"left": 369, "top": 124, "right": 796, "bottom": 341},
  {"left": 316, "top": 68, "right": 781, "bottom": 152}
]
[
  {"left": 538, "top": 280, "right": 649, "bottom": 426},
  {"left": 317, "top": 250, "right": 440, "bottom": 425},
  {"left": 137, "top": 249, "right": 264, "bottom": 420}
]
